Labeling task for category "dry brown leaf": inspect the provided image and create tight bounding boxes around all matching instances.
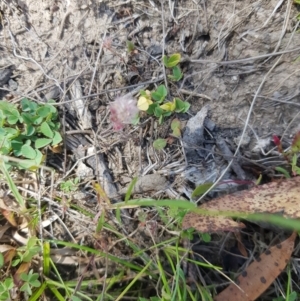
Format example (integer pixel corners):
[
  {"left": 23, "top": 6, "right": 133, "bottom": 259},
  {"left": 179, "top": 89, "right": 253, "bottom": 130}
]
[
  {"left": 14, "top": 262, "right": 30, "bottom": 285},
  {"left": 235, "top": 232, "right": 248, "bottom": 258},
  {"left": 214, "top": 232, "right": 296, "bottom": 301},
  {"left": 0, "top": 224, "right": 12, "bottom": 239},
  {"left": 183, "top": 177, "right": 300, "bottom": 232},
  {"left": 182, "top": 211, "right": 246, "bottom": 232},
  {"left": 1, "top": 209, "right": 17, "bottom": 227},
  {"left": 4, "top": 249, "right": 17, "bottom": 265}
]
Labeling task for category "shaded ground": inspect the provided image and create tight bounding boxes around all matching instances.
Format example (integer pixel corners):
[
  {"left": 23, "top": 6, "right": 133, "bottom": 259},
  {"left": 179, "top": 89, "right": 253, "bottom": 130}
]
[{"left": 1, "top": 0, "right": 300, "bottom": 300}]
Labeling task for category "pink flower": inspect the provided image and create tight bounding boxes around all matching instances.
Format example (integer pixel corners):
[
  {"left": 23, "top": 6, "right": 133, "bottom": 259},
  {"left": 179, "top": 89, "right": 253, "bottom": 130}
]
[{"left": 109, "top": 95, "right": 139, "bottom": 131}]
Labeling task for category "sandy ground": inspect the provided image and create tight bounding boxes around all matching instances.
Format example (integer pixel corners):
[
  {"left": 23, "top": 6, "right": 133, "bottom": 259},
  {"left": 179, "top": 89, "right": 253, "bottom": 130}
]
[{"left": 1, "top": 0, "right": 300, "bottom": 298}]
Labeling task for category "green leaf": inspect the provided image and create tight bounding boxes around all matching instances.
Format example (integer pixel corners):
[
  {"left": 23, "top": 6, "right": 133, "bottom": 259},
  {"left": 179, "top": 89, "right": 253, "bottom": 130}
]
[
  {"left": 201, "top": 233, "right": 211, "bottom": 243},
  {"left": 36, "top": 106, "right": 51, "bottom": 117},
  {"left": 34, "top": 150, "right": 43, "bottom": 165},
  {"left": 3, "top": 278, "right": 13, "bottom": 290},
  {"left": 153, "top": 138, "right": 167, "bottom": 150},
  {"left": 0, "top": 253, "right": 4, "bottom": 268},
  {"left": 151, "top": 85, "right": 167, "bottom": 103},
  {"left": 163, "top": 53, "right": 181, "bottom": 68},
  {"left": 52, "top": 131, "right": 62, "bottom": 146},
  {"left": 168, "top": 66, "right": 183, "bottom": 81},
  {"left": 0, "top": 110, "right": 6, "bottom": 126},
  {"left": 11, "top": 140, "right": 23, "bottom": 156},
  {"left": 192, "top": 183, "right": 213, "bottom": 198},
  {"left": 21, "top": 98, "right": 37, "bottom": 112},
  {"left": 146, "top": 103, "right": 158, "bottom": 115},
  {"left": 21, "top": 145, "right": 36, "bottom": 159},
  {"left": 21, "top": 112, "right": 34, "bottom": 125},
  {"left": 154, "top": 106, "right": 164, "bottom": 118},
  {"left": 24, "top": 124, "right": 35, "bottom": 136},
  {"left": 46, "top": 103, "right": 58, "bottom": 115},
  {"left": 125, "top": 177, "right": 138, "bottom": 203},
  {"left": 71, "top": 296, "right": 82, "bottom": 301},
  {"left": 35, "top": 138, "right": 52, "bottom": 149},
  {"left": 4, "top": 127, "right": 19, "bottom": 138},
  {"left": 126, "top": 40, "right": 135, "bottom": 52},
  {"left": 174, "top": 98, "right": 190, "bottom": 113},
  {"left": 6, "top": 108, "right": 20, "bottom": 124},
  {"left": 275, "top": 166, "right": 291, "bottom": 178},
  {"left": 291, "top": 131, "right": 300, "bottom": 152},
  {"left": 40, "top": 122, "right": 54, "bottom": 138},
  {"left": 171, "top": 118, "right": 181, "bottom": 137},
  {"left": 0, "top": 101, "right": 16, "bottom": 112},
  {"left": 33, "top": 116, "right": 44, "bottom": 125}
]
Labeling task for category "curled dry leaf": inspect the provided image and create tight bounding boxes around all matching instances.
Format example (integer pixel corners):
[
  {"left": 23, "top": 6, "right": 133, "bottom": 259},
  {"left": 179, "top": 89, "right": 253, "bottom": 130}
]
[
  {"left": 1, "top": 209, "right": 17, "bottom": 227},
  {"left": 214, "top": 232, "right": 296, "bottom": 301},
  {"left": 183, "top": 177, "right": 300, "bottom": 233}
]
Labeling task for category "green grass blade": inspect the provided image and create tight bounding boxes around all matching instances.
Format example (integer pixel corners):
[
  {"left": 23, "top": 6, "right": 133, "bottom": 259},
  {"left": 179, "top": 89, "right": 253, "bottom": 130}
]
[
  {"left": 125, "top": 176, "right": 138, "bottom": 203},
  {"left": 0, "top": 159, "right": 25, "bottom": 209},
  {"left": 115, "top": 260, "right": 153, "bottom": 301},
  {"left": 28, "top": 282, "right": 47, "bottom": 301}
]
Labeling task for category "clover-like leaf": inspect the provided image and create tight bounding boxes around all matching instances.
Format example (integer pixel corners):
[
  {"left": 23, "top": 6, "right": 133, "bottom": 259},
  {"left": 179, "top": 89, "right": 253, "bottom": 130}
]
[
  {"left": 52, "top": 131, "right": 62, "bottom": 146},
  {"left": 168, "top": 66, "right": 183, "bottom": 81},
  {"left": 11, "top": 139, "right": 23, "bottom": 156},
  {"left": 163, "top": 53, "right": 181, "bottom": 68},
  {"left": 171, "top": 118, "right": 181, "bottom": 137},
  {"left": 21, "top": 145, "right": 36, "bottom": 159},
  {"left": 146, "top": 103, "right": 158, "bottom": 115},
  {"left": 154, "top": 106, "right": 164, "bottom": 118},
  {"left": 24, "top": 124, "right": 35, "bottom": 136},
  {"left": 153, "top": 138, "right": 167, "bottom": 150},
  {"left": 138, "top": 96, "right": 153, "bottom": 111},
  {"left": 174, "top": 98, "right": 190, "bottom": 113},
  {"left": 40, "top": 122, "right": 54, "bottom": 138},
  {"left": 151, "top": 85, "right": 168, "bottom": 103},
  {"left": 160, "top": 101, "right": 176, "bottom": 112},
  {"left": 36, "top": 106, "right": 51, "bottom": 118},
  {"left": 35, "top": 138, "right": 52, "bottom": 149}
]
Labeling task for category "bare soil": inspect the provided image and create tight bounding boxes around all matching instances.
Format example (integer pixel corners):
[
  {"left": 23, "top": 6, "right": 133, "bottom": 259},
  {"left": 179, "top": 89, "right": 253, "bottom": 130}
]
[{"left": 1, "top": 0, "right": 300, "bottom": 300}]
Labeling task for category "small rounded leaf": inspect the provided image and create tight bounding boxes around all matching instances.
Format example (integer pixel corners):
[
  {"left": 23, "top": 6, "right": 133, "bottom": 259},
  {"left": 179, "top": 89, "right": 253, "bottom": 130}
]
[
  {"left": 35, "top": 138, "right": 52, "bottom": 149},
  {"left": 52, "top": 131, "right": 62, "bottom": 146},
  {"left": 153, "top": 138, "right": 167, "bottom": 150},
  {"left": 36, "top": 106, "right": 51, "bottom": 117},
  {"left": 138, "top": 96, "right": 152, "bottom": 111},
  {"left": 163, "top": 53, "right": 181, "bottom": 68},
  {"left": 40, "top": 122, "right": 54, "bottom": 138},
  {"left": 160, "top": 101, "right": 176, "bottom": 112},
  {"left": 21, "top": 145, "right": 36, "bottom": 159}
]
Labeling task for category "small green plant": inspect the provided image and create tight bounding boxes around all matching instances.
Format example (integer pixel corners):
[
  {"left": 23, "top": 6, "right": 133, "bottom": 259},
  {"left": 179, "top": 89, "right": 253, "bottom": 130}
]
[
  {"left": 20, "top": 269, "right": 41, "bottom": 296},
  {"left": 0, "top": 278, "right": 14, "bottom": 301},
  {"left": 170, "top": 118, "right": 181, "bottom": 137},
  {"left": 153, "top": 138, "right": 167, "bottom": 150},
  {"left": 60, "top": 177, "right": 80, "bottom": 193},
  {"left": 12, "top": 237, "right": 41, "bottom": 266},
  {"left": 0, "top": 98, "right": 62, "bottom": 169},
  {"left": 138, "top": 86, "right": 190, "bottom": 124},
  {"left": 137, "top": 53, "right": 189, "bottom": 124},
  {"left": 273, "top": 132, "right": 300, "bottom": 177},
  {"left": 163, "top": 53, "right": 183, "bottom": 81},
  {"left": 126, "top": 40, "right": 136, "bottom": 53}
]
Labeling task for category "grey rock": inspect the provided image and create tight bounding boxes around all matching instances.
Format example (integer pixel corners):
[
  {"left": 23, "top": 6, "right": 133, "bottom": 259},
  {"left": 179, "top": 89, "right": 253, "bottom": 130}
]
[
  {"left": 182, "top": 105, "right": 209, "bottom": 161},
  {"left": 0, "top": 69, "right": 12, "bottom": 86},
  {"left": 8, "top": 79, "right": 18, "bottom": 91},
  {"left": 118, "top": 174, "right": 169, "bottom": 195}
]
